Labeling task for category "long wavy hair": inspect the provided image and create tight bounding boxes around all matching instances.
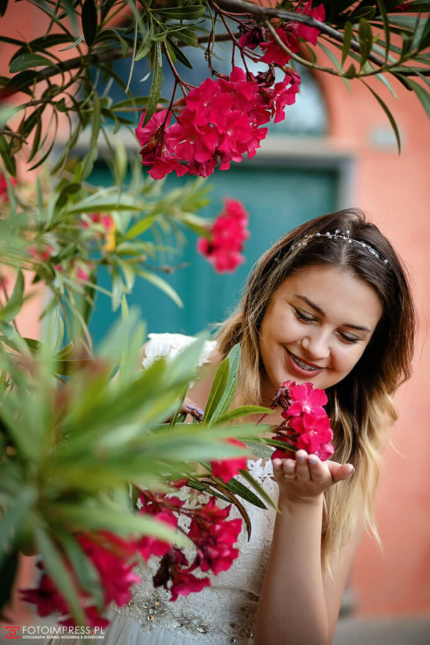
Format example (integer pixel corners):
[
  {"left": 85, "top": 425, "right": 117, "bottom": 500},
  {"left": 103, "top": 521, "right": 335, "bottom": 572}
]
[{"left": 216, "top": 208, "right": 416, "bottom": 575}]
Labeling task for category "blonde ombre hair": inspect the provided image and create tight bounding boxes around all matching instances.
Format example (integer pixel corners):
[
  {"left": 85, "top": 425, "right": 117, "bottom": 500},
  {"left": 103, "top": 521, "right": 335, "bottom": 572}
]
[{"left": 215, "top": 209, "right": 415, "bottom": 575}]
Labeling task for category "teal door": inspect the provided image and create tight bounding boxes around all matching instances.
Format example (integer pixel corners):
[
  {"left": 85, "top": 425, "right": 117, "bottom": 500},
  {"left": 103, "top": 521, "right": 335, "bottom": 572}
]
[{"left": 89, "top": 163, "right": 338, "bottom": 341}]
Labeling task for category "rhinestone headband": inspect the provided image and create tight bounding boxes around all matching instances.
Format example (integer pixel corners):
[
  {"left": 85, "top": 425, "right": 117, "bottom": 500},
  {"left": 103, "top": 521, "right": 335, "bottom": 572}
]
[{"left": 287, "top": 229, "right": 389, "bottom": 264}]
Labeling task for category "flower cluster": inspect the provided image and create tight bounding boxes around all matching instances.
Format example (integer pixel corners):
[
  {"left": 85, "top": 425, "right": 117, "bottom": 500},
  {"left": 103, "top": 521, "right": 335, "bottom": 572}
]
[
  {"left": 136, "top": 66, "right": 300, "bottom": 180},
  {"left": 270, "top": 380, "right": 334, "bottom": 461},
  {"left": 81, "top": 212, "right": 116, "bottom": 253},
  {"left": 197, "top": 198, "right": 249, "bottom": 273},
  {"left": 138, "top": 490, "right": 242, "bottom": 602},
  {"left": 21, "top": 531, "right": 142, "bottom": 628}
]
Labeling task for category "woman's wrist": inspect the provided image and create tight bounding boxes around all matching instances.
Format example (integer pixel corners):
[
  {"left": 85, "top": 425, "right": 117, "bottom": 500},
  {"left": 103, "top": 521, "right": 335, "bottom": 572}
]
[{"left": 278, "top": 491, "right": 324, "bottom": 513}]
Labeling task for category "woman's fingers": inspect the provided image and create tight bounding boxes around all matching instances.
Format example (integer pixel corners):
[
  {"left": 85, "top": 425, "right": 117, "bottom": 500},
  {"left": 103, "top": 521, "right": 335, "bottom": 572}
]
[
  {"left": 295, "top": 450, "right": 311, "bottom": 481},
  {"left": 326, "top": 460, "right": 355, "bottom": 483},
  {"left": 183, "top": 400, "right": 204, "bottom": 421}
]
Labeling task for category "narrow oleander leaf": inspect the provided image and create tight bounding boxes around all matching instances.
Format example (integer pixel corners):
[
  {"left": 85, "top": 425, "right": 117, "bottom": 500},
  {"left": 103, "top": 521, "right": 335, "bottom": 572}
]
[
  {"left": 125, "top": 215, "right": 157, "bottom": 239},
  {"left": 134, "top": 268, "right": 183, "bottom": 308},
  {"left": 215, "top": 406, "right": 273, "bottom": 426},
  {"left": 82, "top": 0, "right": 98, "bottom": 47},
  {"left": 318, "top": 42, "right": 351, "bottom": 93},
  {"left": 81, "top": 92, "right": 101, "bottom": 180},
  {"left": 213, "top": 343, "right": 241, "bottom": 420},
  {"left": 362, "top": 81, "right": 401, "bottom": 153},
  {"left": 60, "top": 35, "right": 85, "bottom": 52},
  {"left": 359, "top": 18, "right": 373, "bottom": 68},
  {"left": 402, "top": 77, "right": 430, "bottom": 117},
  {"left": 166, "top": 37, "right": 193, "bottom": 69},
  {"left": 224, "top": 477, "right": 267, "bottom": 509},
  {"left": 376, "top": 0, "right": 390, "bottom": 64},
  {"left": 0, "top": 135, "right": 16, "bottom": 177},
  {"left": 341, "top": 21, "right": 353, "bottom": 67},
  {"left": 155, "top": 5, "right": 206, "bottom": 20},
  {"left": 175, "top": 28, "right": 199, "bottom": 47},
  {"left": 143, "top": 42, "right": 162, "bottom": 125},
  {"left": 0, "top": 270, "right": 24, "bottom": 323},
  {"left": 9, "top": 53, "right": 56, "bottom": 73},
  {"left": 0, "top": 0, "right": 8, "bottom": 17},
  {"left": 239, "top": 469, "right": 280, "bottom": 512},
  {"left": 203, "top": 358, "right": 230, "bottom": 426}
]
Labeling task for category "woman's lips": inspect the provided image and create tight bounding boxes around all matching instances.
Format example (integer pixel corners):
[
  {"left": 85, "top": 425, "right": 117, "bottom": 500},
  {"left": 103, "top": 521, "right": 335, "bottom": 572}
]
[{"left": 285, "top": 348, "right": 324, "bottom": 378}]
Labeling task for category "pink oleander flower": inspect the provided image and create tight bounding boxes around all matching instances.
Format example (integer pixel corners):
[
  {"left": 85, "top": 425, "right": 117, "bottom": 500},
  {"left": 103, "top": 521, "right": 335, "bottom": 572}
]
[
  {"left": 270, "top": 380, "right": 334, "bottom": 461},
  {"left": 239, "top": 26, "right": 266, "bottom": 50},
  {"left": 292, "top": 1, "right": 326, "bottom": 47},
  {"left": 197, "top": 198, "right": 249, "bottom": 273},
  {"left": 20, "top": 564, "right": 68, "bottom": 617},
  {"left": 0, "top": 172, "right": 17, "bottom": 201},
  {"left": 169, "top": 568, "right": 211, "bottom": 602},
  {"left": 260, "top": 27, "right": 300, "bottom": 66},
  {"left": 210, "top": 438, "right": 248, "bottom": 483},
  {"left": 137, "top": 491, "right": 183, "bottom": 561},
  {"left": 189, "top": 498, "right": 242, "bottom": 574},
  {"left": 28, "top": 244, "right": 55, "bottom": 262},
  {"left": 268, "top": 71, "right": 301, "bottom": 124}
]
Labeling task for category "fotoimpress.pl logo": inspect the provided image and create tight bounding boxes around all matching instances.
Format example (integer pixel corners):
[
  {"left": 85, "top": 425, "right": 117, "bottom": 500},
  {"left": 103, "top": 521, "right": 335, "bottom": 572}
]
[
  {"left": 5, "top": 626, "right": 20, "bottom": 639},
  {"left": 5, "top": 625, "right": 106, "bottom": 640}
]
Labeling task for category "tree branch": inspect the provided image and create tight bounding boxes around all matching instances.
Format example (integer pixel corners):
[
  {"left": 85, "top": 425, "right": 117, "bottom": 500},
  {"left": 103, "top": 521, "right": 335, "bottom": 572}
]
[{"left": 213, "top": 0, "right": 388, "bottom": 70}]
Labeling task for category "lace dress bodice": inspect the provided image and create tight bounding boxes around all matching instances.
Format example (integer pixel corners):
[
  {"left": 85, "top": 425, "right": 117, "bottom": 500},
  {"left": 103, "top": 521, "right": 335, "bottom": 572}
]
[
  {"left": 111, "top": 457, "right": 278, "bottom": 644},
  {"left": 47, "top": 334, "right": 279, "bottom": 645}
]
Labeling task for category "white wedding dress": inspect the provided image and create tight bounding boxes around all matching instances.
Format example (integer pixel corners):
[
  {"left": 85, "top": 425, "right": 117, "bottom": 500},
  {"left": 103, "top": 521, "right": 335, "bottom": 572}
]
[{"left": 47, "top": 334, "right": 279, "bottom": 645}]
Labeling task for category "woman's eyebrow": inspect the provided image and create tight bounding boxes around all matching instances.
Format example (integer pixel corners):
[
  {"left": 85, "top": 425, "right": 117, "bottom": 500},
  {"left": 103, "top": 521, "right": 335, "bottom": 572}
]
[{"left": 294, "top": 294, "right": 372, "bottom": 333}]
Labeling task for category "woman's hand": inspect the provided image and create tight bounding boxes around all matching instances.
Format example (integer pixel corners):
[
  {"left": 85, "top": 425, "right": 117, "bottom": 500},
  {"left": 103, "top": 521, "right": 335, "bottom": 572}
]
[
  {"left": 172, "top": 396, "right": 204, "bottom": 423},
  {"left": 272, "top": 450, "right": 355, "bottom": 505}
]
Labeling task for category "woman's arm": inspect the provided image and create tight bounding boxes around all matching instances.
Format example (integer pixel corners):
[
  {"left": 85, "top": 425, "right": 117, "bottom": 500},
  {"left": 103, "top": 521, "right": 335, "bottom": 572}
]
[{"left": 254, "top": 451, "right": 360, "bottom": 645}]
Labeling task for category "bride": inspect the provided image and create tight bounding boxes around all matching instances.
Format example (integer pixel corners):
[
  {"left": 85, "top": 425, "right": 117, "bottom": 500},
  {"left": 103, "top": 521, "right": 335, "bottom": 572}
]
[{"left": 49, "top": 208, "right": 415, "bottom": 644}]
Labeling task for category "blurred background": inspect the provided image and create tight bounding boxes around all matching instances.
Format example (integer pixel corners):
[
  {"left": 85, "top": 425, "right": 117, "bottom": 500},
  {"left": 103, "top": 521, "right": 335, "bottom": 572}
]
[{"left": 1, "top": 2, "right": 429, "bottom": 643}]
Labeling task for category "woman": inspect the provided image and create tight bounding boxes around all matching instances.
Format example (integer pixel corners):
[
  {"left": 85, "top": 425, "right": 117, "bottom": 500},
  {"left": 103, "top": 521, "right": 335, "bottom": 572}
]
[{"left": 55, "top": 208, "right": 415, "bottom": 645}]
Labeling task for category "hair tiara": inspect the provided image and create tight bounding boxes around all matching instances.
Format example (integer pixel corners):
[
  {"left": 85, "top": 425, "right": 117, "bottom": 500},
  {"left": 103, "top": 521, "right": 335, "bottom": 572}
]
[{"left": 285, "top": 228, "right": 389, "bottom": 264}]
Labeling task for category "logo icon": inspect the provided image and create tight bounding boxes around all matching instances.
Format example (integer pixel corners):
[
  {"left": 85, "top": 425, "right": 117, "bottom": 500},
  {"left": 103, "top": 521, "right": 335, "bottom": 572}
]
[{"left": 5, "top": 625, "right": 20, "bottom": 639}]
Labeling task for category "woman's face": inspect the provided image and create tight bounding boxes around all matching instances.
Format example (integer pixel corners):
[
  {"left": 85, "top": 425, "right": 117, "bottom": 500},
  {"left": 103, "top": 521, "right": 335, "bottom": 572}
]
[{"left": 258, "top": 265, "right": 383, "bottom": 400}]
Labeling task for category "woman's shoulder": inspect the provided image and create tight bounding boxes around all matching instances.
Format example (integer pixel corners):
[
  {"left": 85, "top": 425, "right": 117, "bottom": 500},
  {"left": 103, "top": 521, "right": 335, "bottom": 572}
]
[{"left": 140, "top": 332, "right": 220, "bottom": 371}]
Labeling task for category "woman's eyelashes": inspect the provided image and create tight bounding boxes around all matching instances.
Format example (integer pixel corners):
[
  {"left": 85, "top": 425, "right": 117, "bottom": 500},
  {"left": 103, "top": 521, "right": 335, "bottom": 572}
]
[{"left": 292, "top": 307, "right": 361, "bottom": 345}]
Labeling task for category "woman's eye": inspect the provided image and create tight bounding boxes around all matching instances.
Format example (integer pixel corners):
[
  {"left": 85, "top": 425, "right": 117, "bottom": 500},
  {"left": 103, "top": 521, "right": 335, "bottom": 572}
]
[
  {"left": 338, "top": 332, "right": 360, "bottom": 344},
  {"left": 293, "top": 308, "right": 314, "bottom": 323}
]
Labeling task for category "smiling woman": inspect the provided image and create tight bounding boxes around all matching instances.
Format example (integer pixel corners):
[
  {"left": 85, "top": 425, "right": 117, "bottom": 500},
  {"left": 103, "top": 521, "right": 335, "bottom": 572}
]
[{"left": 61, "top": 208, "right": 415, "bottom": 645}]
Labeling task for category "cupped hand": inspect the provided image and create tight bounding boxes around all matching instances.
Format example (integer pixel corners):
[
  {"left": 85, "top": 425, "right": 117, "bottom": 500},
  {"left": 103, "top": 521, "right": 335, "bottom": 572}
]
[{"left": 272, "top": 450, "right": 355, "bottom": 505}]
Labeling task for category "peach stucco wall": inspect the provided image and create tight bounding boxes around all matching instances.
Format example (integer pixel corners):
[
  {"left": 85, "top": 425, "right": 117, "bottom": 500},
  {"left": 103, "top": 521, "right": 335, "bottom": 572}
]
[
  {"left": 319, "top": 69, "right": 430, "bottom": 615},
  {"left": 1, "top": 2, "right": 430, "bottom": 621}
]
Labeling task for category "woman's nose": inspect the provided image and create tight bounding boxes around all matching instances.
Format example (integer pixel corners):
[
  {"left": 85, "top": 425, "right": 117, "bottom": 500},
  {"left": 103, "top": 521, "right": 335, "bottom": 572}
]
[{"left": 301, "top": 331, "right": 331, "bottom": 361}]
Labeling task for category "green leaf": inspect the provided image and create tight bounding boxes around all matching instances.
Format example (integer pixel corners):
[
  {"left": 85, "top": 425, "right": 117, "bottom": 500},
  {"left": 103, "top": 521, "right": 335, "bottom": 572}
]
[
  {"left": 341, "top": 21, "right": 353, "bottom": 67},
  {"left": 80, "top": 92, "right": 101, "bottom": 181},
  {"left": 82, "top": 0, "right": 98, "bottom": 47},
  {"left": 0, "top": 270, "right": 24, "bottom": 323},
  {"left": 60, "top": 35, "right": 85, "bottom": 52},
  {"left": 0, "top": 0, "right": 8, "bottom": 18},
  {"left": 0, "top": 488, "right": 37, "bottom": 569},
  {"left": 0, "top": 135, "right": 16, "bottom": 177},
  {"left": 376, "top": 0, "right": 390, "bottom": 64},
  {"left": 213, "top": 343, "right": 241, "bottom": 419},
  {"left": 359, "top": 18, "right": 373, "bottom": 68},
  {"left": 175, "top": 28, "right": 199, "bottom": 47},
  {"left": 143, "top": 41, "right": 162, "bottom": 125},
  {"left": 402, "top": 77, "right": 430, "bottom": 117},
  {"left": 224, "top": 477, "right": 267, "bottom": 509},
  {"left": 0, "top": 552, "right": 19, "bottom": 614},
  {"left": 362, "top": 80, "right": 401, "bottom": 153},
  {"left": 134, "top": 268, "right": 183, "bottom": 308},
  {"left": 155, "top": 6, "right": 206, "bottom": 20},
  {"left": 56, "top": 531, "right": 104, "bottom": 612},
  {"left": 216, "top": 406, "right": 273, "bottom": 426},
  {"left": 318, "top": 42, "right": 351, "bottom": 92},
  {"left": 239, "top": 469, "right": 280, "bottom": 512},
  {"left": 34, "top": 523, "right": 87, "bottom": 625},
  {"left": 203, "top": 358, "right": 230, "bottom": 426},
  {"left": 9, "top": 53, "right": 56, "bottom": 74},
  {"left": 125, "top": 215, "right": 157, "bottom": 239},
  {"left": 166, "top": 37, "right": 193, "bottom": 69}
]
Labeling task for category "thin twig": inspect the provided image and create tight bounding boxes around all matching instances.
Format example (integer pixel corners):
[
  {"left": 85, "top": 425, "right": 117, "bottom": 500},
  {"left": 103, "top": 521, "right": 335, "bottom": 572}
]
[{"left": 0, "top": 128, "right": 28, "bottom": 144}]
